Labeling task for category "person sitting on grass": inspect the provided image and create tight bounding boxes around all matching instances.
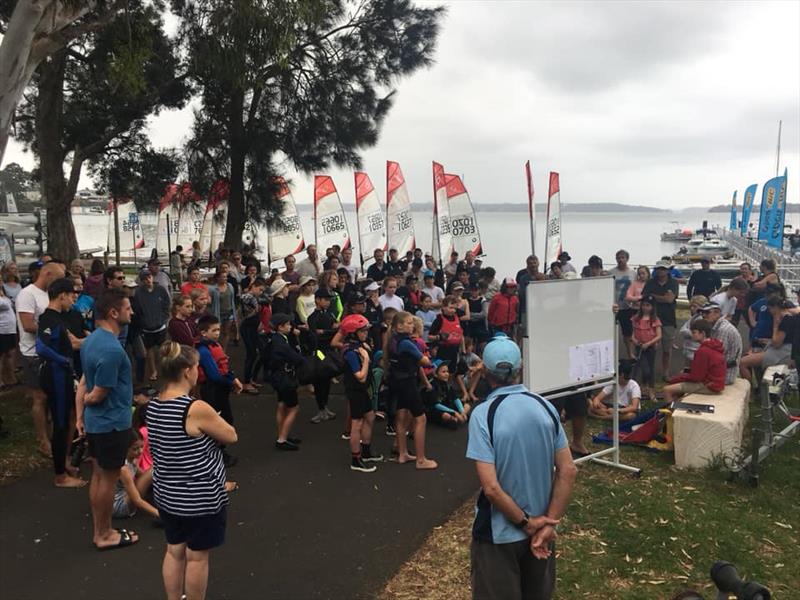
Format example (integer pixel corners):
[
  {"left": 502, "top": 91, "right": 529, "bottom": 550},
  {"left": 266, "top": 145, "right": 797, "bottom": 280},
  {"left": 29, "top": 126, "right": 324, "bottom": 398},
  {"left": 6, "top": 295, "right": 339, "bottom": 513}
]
[
  {"left": 112, "top": 430, "right": 159, "bottom": 519},
  {"left": 423, "top": 360, "right": 470, "bottom": 428},
  {"left": 662, "top": 319, "right": 725, "bottom": 402},
  {"left": 588, "top": 361, "right": 641, "bottom": 421}
]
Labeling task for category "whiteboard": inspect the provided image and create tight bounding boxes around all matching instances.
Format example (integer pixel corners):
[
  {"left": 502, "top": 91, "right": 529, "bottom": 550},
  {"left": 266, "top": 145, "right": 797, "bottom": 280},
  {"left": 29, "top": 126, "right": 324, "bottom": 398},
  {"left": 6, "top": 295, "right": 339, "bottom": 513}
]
[{"left": 523, "top": 276, "right": 617, "bottom": 395}]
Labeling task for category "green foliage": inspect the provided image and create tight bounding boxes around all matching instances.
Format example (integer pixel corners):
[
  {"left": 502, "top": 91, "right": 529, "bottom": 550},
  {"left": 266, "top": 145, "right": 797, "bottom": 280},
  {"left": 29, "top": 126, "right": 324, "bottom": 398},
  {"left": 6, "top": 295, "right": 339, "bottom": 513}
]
[
  {"left": 172, "top": 0, "right": 445, "bottom": 238},
  {"left": 0, "top": 162, "right": 36, "bottom": 195}
]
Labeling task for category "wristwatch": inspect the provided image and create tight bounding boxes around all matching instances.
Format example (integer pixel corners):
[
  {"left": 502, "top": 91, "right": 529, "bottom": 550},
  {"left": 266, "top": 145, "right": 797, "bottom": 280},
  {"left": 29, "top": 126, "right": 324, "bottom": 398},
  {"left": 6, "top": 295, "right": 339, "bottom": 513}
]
[{"left": 516, "top": 511, "right": 530, "bottom": 529}]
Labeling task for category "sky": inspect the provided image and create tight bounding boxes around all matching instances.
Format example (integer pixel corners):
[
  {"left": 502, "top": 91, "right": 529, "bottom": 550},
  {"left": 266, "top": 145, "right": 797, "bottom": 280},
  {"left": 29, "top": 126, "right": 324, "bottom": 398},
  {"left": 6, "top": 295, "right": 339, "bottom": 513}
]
[{"left": 4, "top": 0, "right": 799, "bottom": 209}]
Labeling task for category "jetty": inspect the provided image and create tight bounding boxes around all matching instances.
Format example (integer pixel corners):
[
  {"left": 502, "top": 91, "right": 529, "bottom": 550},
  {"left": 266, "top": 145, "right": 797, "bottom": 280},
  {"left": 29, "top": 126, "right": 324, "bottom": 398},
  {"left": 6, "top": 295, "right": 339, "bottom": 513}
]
[{"left": 718, "top": 228, "right": 800, "bottom": 288}]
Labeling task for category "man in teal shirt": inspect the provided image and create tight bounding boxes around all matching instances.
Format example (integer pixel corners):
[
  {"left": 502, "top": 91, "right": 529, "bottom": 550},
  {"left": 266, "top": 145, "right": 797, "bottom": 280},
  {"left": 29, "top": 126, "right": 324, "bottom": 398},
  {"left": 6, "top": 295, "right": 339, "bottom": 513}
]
[{"left": 467, "top": 335, "right": 577, "bottom": 600}]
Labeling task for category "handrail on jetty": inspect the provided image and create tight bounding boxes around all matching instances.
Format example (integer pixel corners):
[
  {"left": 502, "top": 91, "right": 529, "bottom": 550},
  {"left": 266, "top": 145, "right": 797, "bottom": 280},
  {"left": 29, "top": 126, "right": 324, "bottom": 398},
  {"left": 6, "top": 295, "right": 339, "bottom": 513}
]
[{"left": 718, "top": 228, "right": 800, "bottom": 288}]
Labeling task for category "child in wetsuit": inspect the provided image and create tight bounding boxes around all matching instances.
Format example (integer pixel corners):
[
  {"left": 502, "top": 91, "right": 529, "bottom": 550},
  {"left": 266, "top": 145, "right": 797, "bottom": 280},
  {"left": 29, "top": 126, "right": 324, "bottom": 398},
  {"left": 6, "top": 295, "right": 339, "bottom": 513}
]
[{"left": 423, "top": 361, "right": 469, "bottom": 428}]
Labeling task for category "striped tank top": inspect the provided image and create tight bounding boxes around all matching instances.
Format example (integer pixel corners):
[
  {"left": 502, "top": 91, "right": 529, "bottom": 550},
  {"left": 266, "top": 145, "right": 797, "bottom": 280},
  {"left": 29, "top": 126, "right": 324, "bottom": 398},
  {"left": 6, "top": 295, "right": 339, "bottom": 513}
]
[{"left": 145, "top": 395, "right": 228, "bottom": 517}]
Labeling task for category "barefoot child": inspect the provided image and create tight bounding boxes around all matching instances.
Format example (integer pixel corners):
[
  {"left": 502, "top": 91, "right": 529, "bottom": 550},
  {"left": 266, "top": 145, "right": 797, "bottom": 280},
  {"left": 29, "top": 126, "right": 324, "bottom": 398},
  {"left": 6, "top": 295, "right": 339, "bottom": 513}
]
[
  {"left": 385, "top": 311, "right": 437, "bottom": 470},
  {"left": 341, "top": 315, "right": 383, "bottom": 472},
  {"left": 113, "top": 430, "right": 159, "bottom": 519},
  {"left": 424, "top": 361, "right": 470, "bottom": 428},
  {"left": 589, "top": 361, "right": 641, "bottom": 420}
]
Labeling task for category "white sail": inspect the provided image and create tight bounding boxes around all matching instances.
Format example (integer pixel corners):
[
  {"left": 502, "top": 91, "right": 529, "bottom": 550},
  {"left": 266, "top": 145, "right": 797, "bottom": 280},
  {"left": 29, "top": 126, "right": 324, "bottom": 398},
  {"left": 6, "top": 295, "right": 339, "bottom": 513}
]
[
  {"left": 354, "top": 172, "right": 386, "bottom": 265},
  {"left": 444, "top": 173, "right": 483, "bottom": 257},
  {"left": 314, "top": 175, "right": 351, "bottom": 252},
  {"left": 107, "top": 198, "right": 145, "bottom": 256},
  {"left": 176, "top": 202, "right": 206, "bottom": 253},
  {"left": 544, "top": 172, "right": 562, "bottom": 267},
  {"left": 156, "top": 183, "right": 180, "bottom": 256},
  {"left": 267, "top": 177, "right": 305, "bottom": 263},
  {"left": 431, "top": 161, "right": 452, "bottom": 264},
  {"left": 386, "top": 161, "right": 415, "bottom": 256},
  {"left": 5, "top": 193, "right": 18, "bottom": 213}
]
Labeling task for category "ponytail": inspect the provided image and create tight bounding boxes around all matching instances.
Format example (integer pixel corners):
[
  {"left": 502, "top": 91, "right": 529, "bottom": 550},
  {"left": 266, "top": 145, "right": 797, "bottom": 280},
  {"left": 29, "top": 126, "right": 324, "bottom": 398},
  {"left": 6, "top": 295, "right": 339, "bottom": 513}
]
[{"left": 158, "top": 341, "right": 198, "bottom": 383}]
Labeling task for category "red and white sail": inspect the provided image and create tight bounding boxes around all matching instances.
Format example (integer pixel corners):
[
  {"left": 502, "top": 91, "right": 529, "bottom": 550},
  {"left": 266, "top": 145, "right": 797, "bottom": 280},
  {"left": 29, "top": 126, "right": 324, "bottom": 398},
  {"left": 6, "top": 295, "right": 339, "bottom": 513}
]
[
  {"left": 544, "top": 172, "right": 562, "bottom": 267},
  {"left": 525, "top": 161, "right": 536, "bottom": 256},
  {"left": 174, "top": 182, "right": 205, "bottom": 253},
  {"left": 354, "top": 172, "right": 386, "bottom": 264},
  {"left": 199, "top": 179, "right": 229, "bottom": 257},
  {"left": 444, "top": 173, "right": 483, "bottom": 257},
  {"left": 431, "top": 161, "right": 452, "bottom": 264},
  {"left": 314, "top": 175, "right": 351, "bottom": 252},
  {"left": 386, "top": 161, "right": 415, "bottom": 256},
  {"left": 107, "top": 197, "right": 145, "bottom": 255},
  {"left": 156, "top": 183, "right": 181, "bottom": 254},
  {"left": 267, "top": 177, "right": 305, "bottom": 263}
]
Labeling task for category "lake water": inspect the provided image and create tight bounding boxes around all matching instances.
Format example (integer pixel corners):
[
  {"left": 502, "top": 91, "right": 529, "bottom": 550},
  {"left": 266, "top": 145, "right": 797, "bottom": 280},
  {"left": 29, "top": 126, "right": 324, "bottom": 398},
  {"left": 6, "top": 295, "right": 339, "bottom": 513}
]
[{"left": 74, "top": 207, "right": 800, "bottom": 278}]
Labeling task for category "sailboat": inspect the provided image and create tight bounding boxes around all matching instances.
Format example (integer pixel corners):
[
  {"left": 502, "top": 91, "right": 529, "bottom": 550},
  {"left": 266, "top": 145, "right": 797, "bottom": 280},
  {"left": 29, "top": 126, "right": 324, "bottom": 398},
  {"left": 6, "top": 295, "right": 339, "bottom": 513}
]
[
  {"left": 544, "top": 172, "right": 562, "bottom": 268},
  {"left": 431, "top": 161, "right": 452, "bottom": 265},
  {"left": 386, "top": 161, "right": 415, "bottom": 256},
  {"left": 314, "top": 175, "right": 351, "bottom": 251},
  {"left": 266, "top": 176, "right": 305, "bottom": 264},
  {"left": 444, "top": 173, "right": 483, "bottom": 257},
  {"left": 199, "top": 179, "right": 229, "bottom": 260},
  {"left": 174, "top": 183, "right": 204, "bottom": 253},
  {"left": 156, "top": 183, "right": 181, "bottom": 256},
  {"left": 354, "top": 172, "right": 387, "bottom": 268},
  {"left": 107, "top": 197, "right": 145, "bottom": 258}
]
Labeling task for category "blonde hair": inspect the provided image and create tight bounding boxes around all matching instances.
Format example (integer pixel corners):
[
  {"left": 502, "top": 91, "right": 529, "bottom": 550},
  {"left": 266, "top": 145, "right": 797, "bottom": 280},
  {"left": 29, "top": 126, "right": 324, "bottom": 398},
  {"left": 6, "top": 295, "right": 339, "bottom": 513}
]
[
  {"left": 158, "top": 341, "right": 198, "bottom": 383},
  {"left": 412, "top": 315, "right": 424, "bottom": 337}
]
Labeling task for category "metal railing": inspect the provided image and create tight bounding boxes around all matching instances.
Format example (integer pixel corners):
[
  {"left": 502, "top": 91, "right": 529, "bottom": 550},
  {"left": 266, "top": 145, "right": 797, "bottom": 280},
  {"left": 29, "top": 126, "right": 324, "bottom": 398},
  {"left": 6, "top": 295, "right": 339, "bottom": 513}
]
[{"left": 718, "top": 228, "right": 800, "bottom": 288}]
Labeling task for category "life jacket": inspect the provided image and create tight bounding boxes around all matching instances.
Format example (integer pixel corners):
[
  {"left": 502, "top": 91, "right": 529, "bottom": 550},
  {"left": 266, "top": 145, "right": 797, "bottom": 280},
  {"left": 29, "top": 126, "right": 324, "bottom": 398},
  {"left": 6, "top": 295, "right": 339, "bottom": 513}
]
[
  {"left": 438, "top": 314, "right": 463, "bottom": 346},
  {"left": 388, "top": 334, "right": 420, "bottom": 380},
  {"left": 342, "top": 341, "right": 372, "bottom": 395},
  {"left": 197, "top": 340, "right": 230, "bottom": 384}
]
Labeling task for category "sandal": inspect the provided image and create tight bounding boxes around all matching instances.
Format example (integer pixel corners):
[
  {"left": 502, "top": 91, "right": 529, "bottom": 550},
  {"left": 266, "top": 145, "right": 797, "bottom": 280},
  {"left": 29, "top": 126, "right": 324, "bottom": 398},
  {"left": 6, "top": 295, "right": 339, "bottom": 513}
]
[{"left": 96, "top": 529, "right": 138, "bottom": 551}]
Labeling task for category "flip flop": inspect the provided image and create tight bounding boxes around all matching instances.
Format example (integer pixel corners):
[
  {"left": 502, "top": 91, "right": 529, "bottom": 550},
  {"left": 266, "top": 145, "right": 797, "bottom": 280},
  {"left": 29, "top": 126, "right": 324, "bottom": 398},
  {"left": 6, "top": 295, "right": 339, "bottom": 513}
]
[
  {"left": 96, "top": 529, "right": 138, "bottom": 551},
  {"left": 570, "top": 447, "right": 590, "bottom": 458}
]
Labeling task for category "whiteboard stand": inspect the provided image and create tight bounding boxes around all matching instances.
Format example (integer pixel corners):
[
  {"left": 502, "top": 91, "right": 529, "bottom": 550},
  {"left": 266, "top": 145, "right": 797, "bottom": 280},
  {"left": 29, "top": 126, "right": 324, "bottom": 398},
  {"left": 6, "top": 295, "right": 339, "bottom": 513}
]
[{"left": 523, "top": 277, "right": 641, "bottom": 476}]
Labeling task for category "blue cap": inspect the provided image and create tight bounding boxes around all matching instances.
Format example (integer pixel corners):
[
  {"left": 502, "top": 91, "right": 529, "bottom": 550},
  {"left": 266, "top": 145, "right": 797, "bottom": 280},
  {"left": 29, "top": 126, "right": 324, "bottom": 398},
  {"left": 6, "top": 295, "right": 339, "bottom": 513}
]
[
  {"left": 483, "top": 334, "right": 522, "bottom": 376},
  {"left": 423, "top": 269, "right": 435, "bottom": 278}
]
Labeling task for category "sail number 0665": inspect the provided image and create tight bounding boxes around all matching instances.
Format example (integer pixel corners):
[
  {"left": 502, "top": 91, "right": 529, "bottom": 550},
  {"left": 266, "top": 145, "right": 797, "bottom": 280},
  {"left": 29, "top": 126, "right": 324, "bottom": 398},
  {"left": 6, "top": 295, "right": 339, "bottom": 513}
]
[{"left": 321, "top": 215, "right": 346, "bottom": 235}]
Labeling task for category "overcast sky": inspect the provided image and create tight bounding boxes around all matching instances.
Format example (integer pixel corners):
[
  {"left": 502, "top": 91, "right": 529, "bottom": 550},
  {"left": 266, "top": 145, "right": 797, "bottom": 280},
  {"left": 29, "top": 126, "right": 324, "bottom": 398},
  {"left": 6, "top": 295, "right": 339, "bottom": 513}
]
[{"left": 4, "top": 0, "right": 799, "bottom": 208}]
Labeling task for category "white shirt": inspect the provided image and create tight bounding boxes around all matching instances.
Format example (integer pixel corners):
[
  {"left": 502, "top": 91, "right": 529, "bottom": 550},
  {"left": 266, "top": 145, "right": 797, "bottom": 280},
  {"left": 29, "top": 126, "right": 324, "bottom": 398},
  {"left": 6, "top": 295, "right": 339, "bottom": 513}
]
[
  {"left": 379, "top": 294, "right": 405, "bottom": 312},
  {"left": 16, "top": 284, "right": 49, "bottom": 356},
  {"left": 422, "top": 284, "right": 445, "bottom": 309},
  {"left": 710, "top": 292, "right": 737, "bottom": 319},
  {"left": 0, "top": 296, "right": 16, "bottom": 335},
  {"left": 296, "top": 256, "right": 323, "bottom": 278},
  {"left": 601, "top": 380, "right": 641, "bottom": 408}
]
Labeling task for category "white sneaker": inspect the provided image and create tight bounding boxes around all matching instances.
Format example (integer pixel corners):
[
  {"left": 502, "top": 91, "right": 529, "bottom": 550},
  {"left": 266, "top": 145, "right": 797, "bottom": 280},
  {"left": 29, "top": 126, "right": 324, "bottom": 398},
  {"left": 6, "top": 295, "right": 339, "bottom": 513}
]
[
  {"left": 310, "top": 411, "right": 325, "bottom": 424},
  {"left": 324, "top": 407, "right": 337, "bottom": 419}
]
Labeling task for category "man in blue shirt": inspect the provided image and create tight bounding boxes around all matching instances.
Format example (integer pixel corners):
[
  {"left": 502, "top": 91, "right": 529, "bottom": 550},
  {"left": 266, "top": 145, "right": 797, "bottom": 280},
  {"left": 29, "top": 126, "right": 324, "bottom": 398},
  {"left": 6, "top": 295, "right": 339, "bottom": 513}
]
[
  {"left": 467, "top": 335, "right": 576, "bottom": 600},
  {"left": 77, "top": 288, "right": 138, "bottom": 551}
]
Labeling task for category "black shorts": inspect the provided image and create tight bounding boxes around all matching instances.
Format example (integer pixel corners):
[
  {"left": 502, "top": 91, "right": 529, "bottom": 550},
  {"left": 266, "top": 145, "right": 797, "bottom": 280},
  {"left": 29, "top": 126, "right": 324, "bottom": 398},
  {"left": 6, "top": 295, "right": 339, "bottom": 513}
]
[
  {"left": 548, "top": 392, "right": 587, "bottom": 420},
  {"left": 160, "top": 506, "right": 227, "bottom": 551},
  {"left": 0, "top": 333, "right": 16, "bottom": 355},
  {"left": 277, "top": 387, "right": 298, "bottom": 408},
  {"left": 142, "top": 330, "right": 167, "bottom": 349},
  {"left": 616, "top": 308, "right": 635, "bottom": 337},
  {"left": 20, "top": 355, "right": 42, "bottom": 389},
  {"left": 392, "top": 380, "right": 425, "bottom": 417},
  {"left": 347, "top": 389, "right": 372, "bottom": 420},
  {"left": 87, "top": 428, "right": 132, "bottom": 470}
]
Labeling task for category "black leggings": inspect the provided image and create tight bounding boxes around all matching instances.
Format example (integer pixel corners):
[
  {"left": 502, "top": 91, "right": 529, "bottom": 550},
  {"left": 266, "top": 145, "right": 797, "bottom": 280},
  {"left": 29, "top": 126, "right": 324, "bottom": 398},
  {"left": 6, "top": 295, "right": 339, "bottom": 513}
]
[
  {"left": 314, "top": 376, "right": 331, "bottom": 411},
  {"left": 45, "top": 366, "right": 75, "bottom": 476},
  {"left": 636, "top": 346, "right": 656, "bottom": 387},
  {"left": 240, "top": 317, "right": 260, "bottom": 384}
]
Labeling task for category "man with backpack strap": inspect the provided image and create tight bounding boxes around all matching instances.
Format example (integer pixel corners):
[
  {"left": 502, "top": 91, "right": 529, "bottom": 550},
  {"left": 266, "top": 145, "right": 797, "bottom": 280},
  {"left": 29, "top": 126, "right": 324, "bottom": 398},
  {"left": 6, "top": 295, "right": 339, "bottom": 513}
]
[{"left": 466, "top": 334, "right": 577, "bottom": 600}]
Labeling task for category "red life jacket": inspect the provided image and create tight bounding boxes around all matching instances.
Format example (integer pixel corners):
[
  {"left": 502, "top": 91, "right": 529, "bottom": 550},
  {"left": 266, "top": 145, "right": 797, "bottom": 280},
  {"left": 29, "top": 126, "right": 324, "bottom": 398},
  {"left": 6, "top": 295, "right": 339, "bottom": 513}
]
[
  {"left": 197, "top": 341, "right": 230, "bottom": 384},
  {"left": 438, "top": 314, "right": 463, "bottom": 346}
]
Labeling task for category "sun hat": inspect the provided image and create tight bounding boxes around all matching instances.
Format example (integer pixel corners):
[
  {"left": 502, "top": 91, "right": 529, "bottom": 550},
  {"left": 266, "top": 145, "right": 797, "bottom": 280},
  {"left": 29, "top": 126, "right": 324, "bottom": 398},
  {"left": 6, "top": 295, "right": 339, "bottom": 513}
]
[
  {"left": 482, "top": 334, "right": 522, "bottom": 377},
  {"left": 299, "top": 275, "right": 316, "bottom": 287},
  {"left": 269, "top": 279, "right": 288, "bottom": 296}
]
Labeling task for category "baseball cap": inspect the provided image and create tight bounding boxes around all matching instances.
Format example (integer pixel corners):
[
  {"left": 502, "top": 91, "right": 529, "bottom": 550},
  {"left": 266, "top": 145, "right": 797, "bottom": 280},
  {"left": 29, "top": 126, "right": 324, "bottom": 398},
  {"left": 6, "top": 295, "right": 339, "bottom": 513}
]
[
  {"left": 700, "top": 302, "right": 721, "bottom": 312},
  {"left": 28, "top": 260, "right": 44, "bottom": 273},
  {"left": 348, "top": 292, "right": 367, "bottom": 305},
  {"left": 364, "top": 281, "right": 380, "bottom": 292},
  {"left": 270, "top": 313, "right": 292, "bottom": 328},
  {"left": 503, "top": 277, "right": 517, "bottom": 287},
  {"left": 654, "top": 260, "right": 672, "bottom": 270},
  {"left": 314, "top": 288, "right": 332, "bottom": 299},
  {"left": 423, "top": 269, "right": 435, "bottom": 279},
  {"left": 483, "top": 334, "right": 522, "bottom": 376},
  {"left": 451, "top": 282, "right": 464, "bottom": 291}
]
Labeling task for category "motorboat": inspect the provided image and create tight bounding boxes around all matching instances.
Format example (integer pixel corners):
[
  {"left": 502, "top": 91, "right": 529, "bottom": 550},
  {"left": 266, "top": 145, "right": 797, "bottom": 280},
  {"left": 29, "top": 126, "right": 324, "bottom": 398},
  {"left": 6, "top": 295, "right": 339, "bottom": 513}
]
[
  {"left": 674, "top": 233, "right": 733, "bottom": 260},
  {"left": 661, "top": 222, "right": 694, "bottom": 242}
]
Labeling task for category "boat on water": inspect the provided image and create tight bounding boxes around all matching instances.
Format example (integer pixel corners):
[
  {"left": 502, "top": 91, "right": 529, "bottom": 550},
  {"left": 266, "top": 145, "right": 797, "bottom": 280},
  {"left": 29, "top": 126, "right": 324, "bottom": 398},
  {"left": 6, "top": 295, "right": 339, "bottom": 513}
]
[
  {"left": 660, "top": 221, "right": 694, "bottom": 242},
  {"left": 673, "top": 232, "right": 733, "bottom": 260}
]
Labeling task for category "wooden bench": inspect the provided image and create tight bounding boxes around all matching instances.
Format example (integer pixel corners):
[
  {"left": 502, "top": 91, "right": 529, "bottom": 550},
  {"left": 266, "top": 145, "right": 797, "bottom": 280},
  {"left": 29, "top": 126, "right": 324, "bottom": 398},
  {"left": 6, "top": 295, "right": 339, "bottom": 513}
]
[{"left": 673, "top": 378, "right": 751, "bottom": 469}]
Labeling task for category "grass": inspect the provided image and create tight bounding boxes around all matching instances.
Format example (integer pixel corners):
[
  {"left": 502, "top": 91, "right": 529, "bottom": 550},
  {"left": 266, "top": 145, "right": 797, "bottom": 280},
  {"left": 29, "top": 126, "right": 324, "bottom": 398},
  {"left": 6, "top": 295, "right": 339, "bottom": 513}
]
[
  {"left": 380, "top": 408, "right": 800, "bottom": 600},
  {"left": 0, "top": 387, "right": 48, "bottom": 485}
]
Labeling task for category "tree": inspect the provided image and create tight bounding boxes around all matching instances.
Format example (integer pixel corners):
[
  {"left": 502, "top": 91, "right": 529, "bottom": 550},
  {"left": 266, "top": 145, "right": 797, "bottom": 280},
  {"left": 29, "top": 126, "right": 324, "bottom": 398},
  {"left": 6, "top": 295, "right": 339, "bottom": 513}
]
[
  {"left": 0, "top": 0, "right": 128, "bottom": 163},
  {"left": 15, "top": 2, "right": 188, "bottom": 259},
  {"left": 0, "top": 161, "right": 35, "bottom": 195},
  {"left": 174, "top": 0, "right": 444, "bottom": 247}
]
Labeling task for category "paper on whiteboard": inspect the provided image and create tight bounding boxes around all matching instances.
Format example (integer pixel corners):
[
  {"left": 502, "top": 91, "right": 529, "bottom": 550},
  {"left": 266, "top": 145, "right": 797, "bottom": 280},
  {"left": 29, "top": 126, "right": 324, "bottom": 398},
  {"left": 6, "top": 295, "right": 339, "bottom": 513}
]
[{"left": 568, "top": 340, "right": 614, "bottom": 382}]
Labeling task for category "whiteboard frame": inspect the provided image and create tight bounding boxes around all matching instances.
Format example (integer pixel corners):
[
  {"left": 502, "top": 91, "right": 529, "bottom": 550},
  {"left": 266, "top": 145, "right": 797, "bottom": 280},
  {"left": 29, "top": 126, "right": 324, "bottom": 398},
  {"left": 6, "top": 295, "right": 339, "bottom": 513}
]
[{"left": 522, "top": 276, "right": 641, "bottom": 475}]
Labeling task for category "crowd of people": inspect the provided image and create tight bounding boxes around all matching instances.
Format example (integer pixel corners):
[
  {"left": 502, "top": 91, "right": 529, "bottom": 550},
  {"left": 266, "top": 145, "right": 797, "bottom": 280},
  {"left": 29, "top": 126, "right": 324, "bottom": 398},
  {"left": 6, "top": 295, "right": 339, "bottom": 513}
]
[{"left": 1, "top": 239, "right": 798, "bottom": 600}]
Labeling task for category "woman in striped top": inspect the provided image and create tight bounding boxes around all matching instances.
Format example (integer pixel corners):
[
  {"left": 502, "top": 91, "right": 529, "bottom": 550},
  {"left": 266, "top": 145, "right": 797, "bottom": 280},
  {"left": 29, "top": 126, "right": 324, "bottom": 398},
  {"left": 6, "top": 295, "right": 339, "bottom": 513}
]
[{"left": 147, "top": 342, "right": 238, "bottom": 600}]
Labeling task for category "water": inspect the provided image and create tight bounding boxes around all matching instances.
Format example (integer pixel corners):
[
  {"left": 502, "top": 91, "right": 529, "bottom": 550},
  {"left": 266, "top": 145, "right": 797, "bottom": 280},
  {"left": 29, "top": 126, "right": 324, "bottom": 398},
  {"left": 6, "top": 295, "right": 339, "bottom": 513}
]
[{"left": 73, "top": 208, "right": 800, "bottom": 277}]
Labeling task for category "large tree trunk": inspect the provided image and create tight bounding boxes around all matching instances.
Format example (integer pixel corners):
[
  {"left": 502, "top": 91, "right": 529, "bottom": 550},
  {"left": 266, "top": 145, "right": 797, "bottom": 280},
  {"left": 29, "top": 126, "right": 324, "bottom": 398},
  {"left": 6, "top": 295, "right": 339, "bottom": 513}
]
[
  {"left": 36, "top": 48, "right": 79, "bottom": 261},
  {"left": 224, "top": 89, "right": 246, "bottom": 249}
]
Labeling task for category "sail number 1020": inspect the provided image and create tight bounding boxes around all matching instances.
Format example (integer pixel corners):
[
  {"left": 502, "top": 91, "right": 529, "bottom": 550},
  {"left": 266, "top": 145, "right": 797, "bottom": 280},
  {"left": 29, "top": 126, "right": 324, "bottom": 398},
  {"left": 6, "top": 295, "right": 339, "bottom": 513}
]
[{"left": 451, "top": 217, "right": 476, "bottom": 236}]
